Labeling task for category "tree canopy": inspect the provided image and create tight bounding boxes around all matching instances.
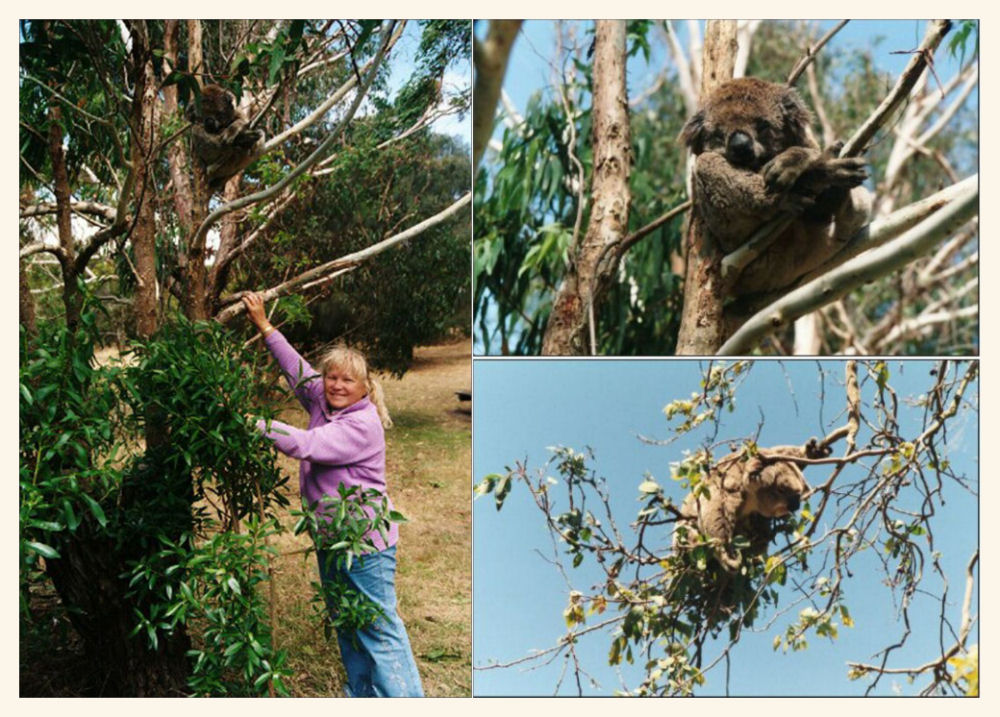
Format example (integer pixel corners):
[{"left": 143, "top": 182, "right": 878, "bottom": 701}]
[{"left": 20, "top": 19, "right": 471, "bottom": 357}]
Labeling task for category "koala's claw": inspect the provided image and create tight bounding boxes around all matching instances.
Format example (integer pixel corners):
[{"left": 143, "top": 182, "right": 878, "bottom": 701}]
[
  {"left": 762, "top": 147, "right": 819, "bottom": 192},
  {"left": 822, "top": 157, "right": 868, "bottom": 187}
]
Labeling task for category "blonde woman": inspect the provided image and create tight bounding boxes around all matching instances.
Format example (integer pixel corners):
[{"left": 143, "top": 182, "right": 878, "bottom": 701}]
[{"left": 242, "top": 292, "right": 423, "bottom": 697}]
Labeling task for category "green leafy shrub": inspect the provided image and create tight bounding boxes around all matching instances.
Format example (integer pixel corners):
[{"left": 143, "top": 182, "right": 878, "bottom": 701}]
[
  {"left": 20, "top": 310, "right": 290, "bottom": 695},
  {"left": 293, "top": 483, "right": 408, "bottom": 636}
]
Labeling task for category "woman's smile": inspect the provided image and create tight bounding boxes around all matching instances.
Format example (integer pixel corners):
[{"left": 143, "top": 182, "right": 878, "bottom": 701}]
[{"left": 324, "top": 369, "right": 366, "bottom": 410}]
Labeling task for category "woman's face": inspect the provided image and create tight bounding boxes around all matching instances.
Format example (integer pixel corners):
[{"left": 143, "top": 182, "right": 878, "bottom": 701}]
[{"left": 323, "top": 367, "right": 367, "bottom": 410}]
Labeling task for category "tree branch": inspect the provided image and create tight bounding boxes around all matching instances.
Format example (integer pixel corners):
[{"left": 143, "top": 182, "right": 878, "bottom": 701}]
[
  {"left": 719, "top": 181, "right": 978, "bottom": 354},
  {"left": 213, "top": 192, "right": 470, "bottom": 323},
  {"left": 473, "top": 20, "right": 522, "bottom": 173},
  {"left": 786, "top": 20, "right": 849, "bottom": 86},
  {"left": 20, "top": 200, "right": 117, "bottom": 222},
  {"left": 796, "top": 175, "right": 978, "bottom": 286},
  {"left": 264, "top": 22, "right": 404, "bottom": 151},
  {"left": 840, "top": 20, "right": 952, "bottom": 158}
]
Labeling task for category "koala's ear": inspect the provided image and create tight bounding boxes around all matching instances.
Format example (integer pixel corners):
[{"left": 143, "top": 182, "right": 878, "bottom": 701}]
[
  {"left": 679, "top": 109, "right": 706, "bottom": 154},
  {"left": 744, "top": 456, "right": 765, "bottom": 481},
  {"left": 780, "top": 87, "right": 813, "bottom": 146}
]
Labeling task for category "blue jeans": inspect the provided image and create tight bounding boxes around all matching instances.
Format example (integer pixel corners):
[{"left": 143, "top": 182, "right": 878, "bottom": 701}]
[{"left": 316, "top": 545, "right": 424, "bottom": 697}]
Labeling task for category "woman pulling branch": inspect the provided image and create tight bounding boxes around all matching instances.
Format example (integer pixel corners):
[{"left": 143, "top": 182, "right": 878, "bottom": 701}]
[{"left": 242, "top": 292, "right": 423, "bottom": 697}]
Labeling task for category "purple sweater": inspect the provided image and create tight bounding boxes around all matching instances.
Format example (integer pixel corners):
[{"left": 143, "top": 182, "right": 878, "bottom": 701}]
[{"left": 257, "top": 330, "right": 398, "bottom": 551}]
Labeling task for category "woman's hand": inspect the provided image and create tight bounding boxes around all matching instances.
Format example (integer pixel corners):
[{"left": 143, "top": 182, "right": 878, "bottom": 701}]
[{"left": 242, "top": 292, "right": 274, "bottom": 335}]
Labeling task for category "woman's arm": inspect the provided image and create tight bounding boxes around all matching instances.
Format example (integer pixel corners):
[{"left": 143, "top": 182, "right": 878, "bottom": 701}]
[
  {"left": 256, "top": 416, "right": 383, "bottom": 465},
  {"left": 243, "top": 293, "right": 322, "bottom": 410}
]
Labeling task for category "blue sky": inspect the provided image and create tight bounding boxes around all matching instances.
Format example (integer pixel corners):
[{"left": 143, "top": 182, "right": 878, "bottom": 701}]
[
  {"left": 472, "top": 359, "right": 979, "bottom": 696},
  {"left": 491, "top": 19, "right": 972, "bottom": 135}
]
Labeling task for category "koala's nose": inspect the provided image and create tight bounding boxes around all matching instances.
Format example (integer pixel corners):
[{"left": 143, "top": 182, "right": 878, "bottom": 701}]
[
  {"left": 787, "top": 495, "right": 801, "bottom": 513},
  {"left": 726, "top": 131, "right": 755, "bottom": 166}
]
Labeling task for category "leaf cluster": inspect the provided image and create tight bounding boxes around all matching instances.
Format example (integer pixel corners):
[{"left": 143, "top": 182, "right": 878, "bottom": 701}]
[
  {"left": 293, "top": 483, "right": 408, "bottom": 636},
  {"left": 19, "top": 306, "right": 299, "bottom": 695}
]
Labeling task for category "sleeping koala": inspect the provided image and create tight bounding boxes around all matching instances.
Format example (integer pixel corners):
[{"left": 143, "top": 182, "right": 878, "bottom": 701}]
[
  {"left": 681, "top": 77, "right": 873, "bottom": 296},
  {"left": 674, "top": 439, "right": 829, "bottom": 573}
]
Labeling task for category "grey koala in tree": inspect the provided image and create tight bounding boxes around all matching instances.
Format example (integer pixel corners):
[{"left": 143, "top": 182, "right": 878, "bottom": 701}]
[
  {"left": 186, "top": 84, "right": 266, "bottom": 191},
  {"left": 674, "top": 438, "right": 830, "bottom": 573},
  {"left": 681, "top": 77, "right": 873, "bottom": 296}
]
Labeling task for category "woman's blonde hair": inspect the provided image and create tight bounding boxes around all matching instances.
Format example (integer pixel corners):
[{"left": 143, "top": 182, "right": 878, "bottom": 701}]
[{"left": 317, "top": 345, "right": 392, "bottom": 428}]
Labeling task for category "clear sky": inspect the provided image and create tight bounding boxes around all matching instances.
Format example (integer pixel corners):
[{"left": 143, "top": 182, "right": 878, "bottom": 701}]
[{"left": 472, "top": 359, "right": 979, "bottom": 696}]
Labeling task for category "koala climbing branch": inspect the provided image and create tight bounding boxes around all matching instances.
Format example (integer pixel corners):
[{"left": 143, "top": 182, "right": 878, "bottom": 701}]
[{"left": 191, "top": 24, "right": 396, "bottom": 254}]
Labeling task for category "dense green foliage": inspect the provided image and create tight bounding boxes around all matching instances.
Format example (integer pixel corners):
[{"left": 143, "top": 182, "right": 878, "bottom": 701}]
[
  {"left": 244, "top": 131, "right": 471, "bottom": 375},
  {"left": 19, "top": 306, "right": 402, "bottom": 695}
]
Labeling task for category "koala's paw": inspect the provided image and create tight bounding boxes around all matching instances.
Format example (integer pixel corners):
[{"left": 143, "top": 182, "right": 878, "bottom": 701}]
[
  {"left": 823, "top": 140, "right": 845, "bottom": 159},
  {"left": 805, "top": 437, "right": 833, "bottom": 459},
  {"left": 763, "top": 147, "right": 821, "bottom": 193},
  {"left": 814, "top": 156, "right": 868, "bottom": 188},
  {"left": 234, "top": 128, "right": 265, "bottom": 149},
  {"left": 718, "top": 546, "right": 742, "bottom": 573},
  {"left": 777, "top": 190, "right": 816, "bottom": 215}
]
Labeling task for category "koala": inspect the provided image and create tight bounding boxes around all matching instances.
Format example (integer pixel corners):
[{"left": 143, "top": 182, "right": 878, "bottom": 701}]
[
  {"left": 681, "top": 77, "right": 873, "bottom": 296},
  {"left": 674, "top": 439, "right": 829, "bottom": 573},
  {"left": 186, "top": 84, "right": 265, "bottom": 191}
]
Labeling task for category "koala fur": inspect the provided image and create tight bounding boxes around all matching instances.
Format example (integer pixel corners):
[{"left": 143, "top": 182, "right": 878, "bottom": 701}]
[
  {"left": 674, "top": 439, "right": 829, "bottom": 573},
  {"left": 186, "top": 84, "right": 265, "bottom": 191},
  {"left": 681, "top": 77, "right": 873, "bottom": 296}
]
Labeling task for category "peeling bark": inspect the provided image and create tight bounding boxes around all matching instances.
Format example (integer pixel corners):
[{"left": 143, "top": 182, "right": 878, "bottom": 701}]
[
  {"left": 541, "top": 20, "right": 631, "bottom": 355},
  {"left": 129, "top": 22, "right": 161, "bottom": 338},
  {"left": 162, "top": 20, "right": 193, "bottom": 232}
]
